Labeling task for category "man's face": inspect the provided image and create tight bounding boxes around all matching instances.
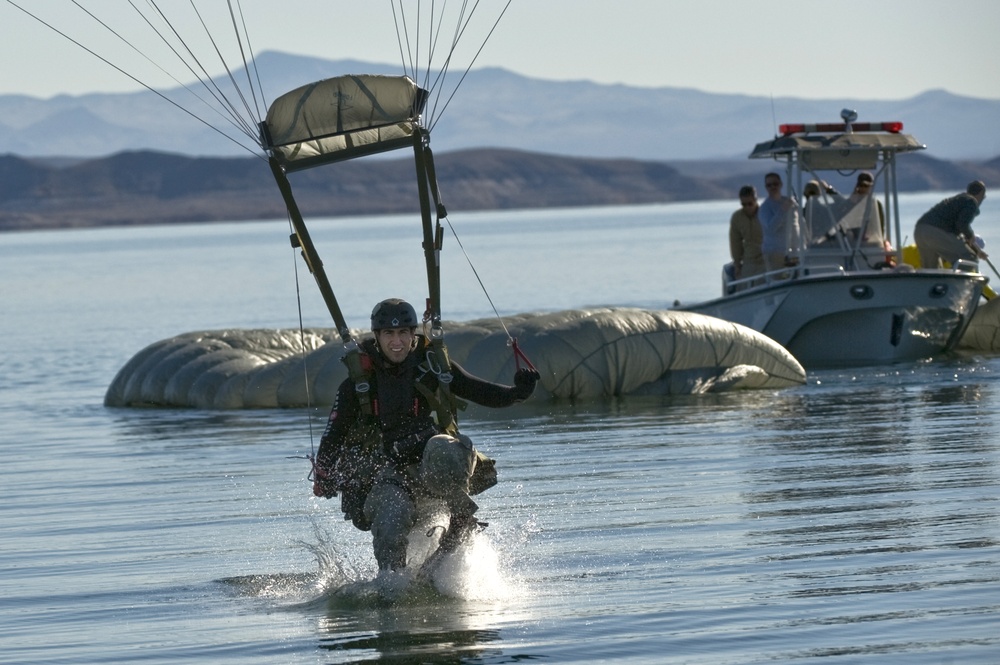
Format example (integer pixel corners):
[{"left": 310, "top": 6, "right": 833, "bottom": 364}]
[
  {"left": 376, "top": 327, "right": 415, "bottom": 364},
  {"left": 764, "top": 178, "right": 782, "bottom": 198}
]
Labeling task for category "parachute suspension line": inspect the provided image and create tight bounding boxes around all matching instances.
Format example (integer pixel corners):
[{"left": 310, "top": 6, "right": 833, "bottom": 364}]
[
  {"left": 443, "top": 217, "right": 505, "bottom": 334},
  {"left": 230, "top": 0, "right": 269, "bottom": 118},
  {"left": 125, "top": 0, "right": 258, "bottom": 140},
  {"left": 426, "top": 0, "right": 478, "bottom": 125},
  {"left": 181, "top": 0, "right": 265, "bottom": 134},
  {"left": 394, "top": 0, "right": 442, "bottom": 92},
  {"left": 391, "top": 1, "right": 418, "bottom": 84},
  {"left": 390, "top": 0, "right": 511, "bottom": 130},
  {"left": 427, "top": 0, "right": 511, "bottom": 132},
  {"left": 286, "top": 212, "right": 318, "bottom": 459},
  {"left": 442, "top": 215, "right": 535, "bottom": 372},
  {"left": 139, "top": 0, "right": 261, "bottom": 141},
  {"left": 422, "top": 0, "right": 452, "bottom": 94},
  {"left": 120, "top": 0, "right": 262, "bottom": 144},
  {"left": 4, "top": 0, "right": 263, "bottom": 157}
]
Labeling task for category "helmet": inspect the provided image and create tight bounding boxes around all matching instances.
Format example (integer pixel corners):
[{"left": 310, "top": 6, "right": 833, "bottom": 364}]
[{"left": 370, "top": 298, "right": 418, "bottom": 331}]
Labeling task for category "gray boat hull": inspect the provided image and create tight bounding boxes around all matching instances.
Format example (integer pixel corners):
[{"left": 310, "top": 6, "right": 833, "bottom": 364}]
[{"left": 679, "top": 270, "right": 985, "bottom": 367}]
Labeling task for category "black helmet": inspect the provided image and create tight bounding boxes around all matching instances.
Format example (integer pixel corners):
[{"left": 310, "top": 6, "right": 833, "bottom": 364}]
[{"left": 371, "top": 298, "right": 418, "bottom": 331}]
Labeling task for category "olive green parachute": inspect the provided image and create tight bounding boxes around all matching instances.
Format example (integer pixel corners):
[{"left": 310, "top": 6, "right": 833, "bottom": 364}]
[{"left": 105, "top": 308, "right": 806, "bottom": 409}]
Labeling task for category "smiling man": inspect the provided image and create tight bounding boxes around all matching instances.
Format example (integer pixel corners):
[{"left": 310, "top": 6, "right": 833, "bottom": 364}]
[{"left": 312, "top": 298, "right": 539, "bottom": 574}]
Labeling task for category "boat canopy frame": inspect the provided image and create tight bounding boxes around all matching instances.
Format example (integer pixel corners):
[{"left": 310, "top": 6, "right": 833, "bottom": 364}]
[{"left": 749, "top": 122, "right": 926, "bottom": 271}]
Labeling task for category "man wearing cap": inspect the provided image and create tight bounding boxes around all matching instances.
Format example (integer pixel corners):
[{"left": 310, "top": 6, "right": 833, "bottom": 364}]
[
  {"left": 914, "top": 181, "right": 989, "bottom": 268},
  {"left": 850, "top": 172, "right": 886, "bottom": 235}
]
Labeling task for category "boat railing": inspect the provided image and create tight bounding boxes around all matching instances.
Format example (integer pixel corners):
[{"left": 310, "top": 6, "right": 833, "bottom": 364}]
[
  {"left": 797, "top": 243, "right": 890, "bottom": 271},
  {"left": 722, "top": 244, "right": 897, "bottom": 296},
  {"left": 723, "top": 262, "right": 834, "bottom": 295}
]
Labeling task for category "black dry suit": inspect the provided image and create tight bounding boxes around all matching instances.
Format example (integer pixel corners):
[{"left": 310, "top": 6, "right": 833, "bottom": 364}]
[{"left": 315, "top": 335, "right": 529, "bottom": 529}]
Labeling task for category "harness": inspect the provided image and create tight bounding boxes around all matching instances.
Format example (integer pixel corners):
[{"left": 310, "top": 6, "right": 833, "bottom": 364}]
[
  {"left": 347, "top": 335, "right": 466, "bottom": 438},
  {"left": 334, "top": 335, "right": 494, "bottom": 530}
]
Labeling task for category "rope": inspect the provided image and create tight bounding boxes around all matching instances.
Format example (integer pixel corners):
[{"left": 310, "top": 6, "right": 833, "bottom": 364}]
[
  {"left": 286, "top": 214, "right": 318, "bottom": 469},
  {"left": 6, "top": 0, "right": 266, "bottom": 156},
  {"left": 389, "top": 0, "right": 513, "bottom": 131},
  {"left": 427, "top": 0, "right": 513, "bottom": 132},
  {"left": 442, "top": 214, "right": 536, "bottom": 371},
  {"left": 9, "top": 1, "right": 511, "bottom": 154}
]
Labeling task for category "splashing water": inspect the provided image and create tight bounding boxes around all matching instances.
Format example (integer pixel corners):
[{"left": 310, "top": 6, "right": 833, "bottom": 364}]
[
  {"left": 423, "top": 533, "right": 511, "bottom": 602},
  {"left": 225, "top": 513, "right": 524, "bottom": 608}
]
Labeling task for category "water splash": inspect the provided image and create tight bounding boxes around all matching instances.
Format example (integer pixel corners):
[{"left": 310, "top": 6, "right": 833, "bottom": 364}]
[
  {"left": 422, "top": 532, "right": 511, "bottom": 601},
  {"left": 219, "top": 513, "right": 530, "bottom": 608}
]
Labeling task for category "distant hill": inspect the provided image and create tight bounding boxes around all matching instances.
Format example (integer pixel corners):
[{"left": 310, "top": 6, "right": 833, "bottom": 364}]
[
  {"left": 2, "top": 51, "right": 1000, "bottom": 161},
  {"left": 3, "top": 147, "right": 996, "bottom": 232}
]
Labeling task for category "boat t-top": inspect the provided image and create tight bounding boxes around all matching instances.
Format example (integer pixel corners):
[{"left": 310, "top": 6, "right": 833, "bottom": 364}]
[{"left": 676, "top": 109, "right": 987, "bottom": 367}]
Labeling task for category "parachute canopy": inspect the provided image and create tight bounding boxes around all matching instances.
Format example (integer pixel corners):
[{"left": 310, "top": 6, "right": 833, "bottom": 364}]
[{"left": 261, "top": 74, "right": 428, "bottom": 172}]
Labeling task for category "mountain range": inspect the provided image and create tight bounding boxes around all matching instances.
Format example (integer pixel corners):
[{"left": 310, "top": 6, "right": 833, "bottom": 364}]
[
  {"left": 3, "top": 147, "right": 998, "bottom": 232},
  {"left": 2, "top": 51, "right": 999, "bottom": 231},
  {"left": 2, "top": 51, "right": 1000, "bottom": 161}
]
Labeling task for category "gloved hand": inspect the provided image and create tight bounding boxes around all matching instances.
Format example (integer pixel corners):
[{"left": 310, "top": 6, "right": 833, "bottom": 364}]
[
  {"left": 312, "top": 465, "right": 339, "bottom": 498},
  {"left": 513, "top": 367, "right": 540, "bottom": 400},
  {"left": 388, "top": 429, "right": 435, "bottom": 465}
]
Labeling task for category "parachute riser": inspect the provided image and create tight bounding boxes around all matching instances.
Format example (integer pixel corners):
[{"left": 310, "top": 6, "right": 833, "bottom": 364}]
[
  {"left": 413, "top": 129, "right": 446, "bottom": 332},
  {"left": 266, "top": 156, "right": 353, "bottom": 344},
  {"left": 410, "top": 130, "right": 462, "bottom": 431}
]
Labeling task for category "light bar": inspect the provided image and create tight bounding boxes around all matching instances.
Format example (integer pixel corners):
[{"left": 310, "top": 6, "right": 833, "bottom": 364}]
[{"left": 779, "top": 121, "right": 904, "bottom": 135}]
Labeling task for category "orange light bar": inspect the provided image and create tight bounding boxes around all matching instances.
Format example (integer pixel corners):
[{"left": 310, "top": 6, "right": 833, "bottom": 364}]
[{"left": 779, "top": 121, "right": 904, "bottom": 135}]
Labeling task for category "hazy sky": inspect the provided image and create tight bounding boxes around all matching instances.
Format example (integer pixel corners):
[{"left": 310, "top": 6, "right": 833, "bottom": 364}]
[{"left": 1, "top": 0, "right": 998, "bottom": 101}]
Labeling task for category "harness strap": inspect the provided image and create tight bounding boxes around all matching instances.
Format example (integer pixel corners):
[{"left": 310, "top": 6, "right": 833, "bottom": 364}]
[
  {"left": 342, "top": 342, "right": 374, "bottom": 416},
  {"left": 413, "top": 380, "right": 464, "bottom": 436}
]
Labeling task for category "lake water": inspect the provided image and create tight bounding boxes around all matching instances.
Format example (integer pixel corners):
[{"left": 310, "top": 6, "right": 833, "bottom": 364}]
[{"left": 2, "top": 196, "right": 1000, "bottom": 664}]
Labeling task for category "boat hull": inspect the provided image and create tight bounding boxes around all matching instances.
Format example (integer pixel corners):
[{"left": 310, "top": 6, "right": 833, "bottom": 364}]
[{"left": 678, "top": 271, "right": 985, "bottom": 367}]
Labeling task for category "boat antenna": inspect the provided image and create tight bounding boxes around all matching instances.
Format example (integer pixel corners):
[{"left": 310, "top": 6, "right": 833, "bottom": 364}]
[{"left": 770, "top": 93, "right": 778, "bottom": 138}]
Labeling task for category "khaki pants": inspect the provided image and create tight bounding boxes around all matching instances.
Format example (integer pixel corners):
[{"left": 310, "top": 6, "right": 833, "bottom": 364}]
[{"left": 914, "top": 223, "right": 976, "bottom": 268}]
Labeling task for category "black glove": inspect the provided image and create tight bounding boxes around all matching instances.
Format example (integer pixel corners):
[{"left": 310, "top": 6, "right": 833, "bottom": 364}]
[
  {"left": 387, "top": 429, "right": 434, "bottom": 465},
  {"left": 513, "top": 367, "right": 540, "bottom": 400},
  {"left": 312, "top": 465, "right": 339, "bottom": 498}
]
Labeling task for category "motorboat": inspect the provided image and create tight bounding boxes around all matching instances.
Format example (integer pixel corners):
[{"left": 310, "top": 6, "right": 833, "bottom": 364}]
[{"left": 675, "top": 110, "right": 987, "bottom": 367}]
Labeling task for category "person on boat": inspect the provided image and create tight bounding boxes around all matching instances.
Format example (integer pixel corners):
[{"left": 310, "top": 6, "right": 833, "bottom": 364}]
[
  {"left": 311, "top": 298, "right": 540, "bottom": 573},
  {"left": 913, "top": 180, "right": 988, "bottom": 268},
  {"left": 728, "top": 185, "right": 765, "bottom": 289},
  {"left": 758, "top": 173, "right": 801, "bottom": 274},
  {"left": 802, "top": 179, "right": 845, "bottom": 242},
  {"left": 848, "top": 172, "right": 886, "bottom": 237}
]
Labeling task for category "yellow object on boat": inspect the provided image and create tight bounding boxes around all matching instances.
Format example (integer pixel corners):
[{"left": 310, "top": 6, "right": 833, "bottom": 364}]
[{"left": 901, "top": 244, "right": 995, "bottom": 300}]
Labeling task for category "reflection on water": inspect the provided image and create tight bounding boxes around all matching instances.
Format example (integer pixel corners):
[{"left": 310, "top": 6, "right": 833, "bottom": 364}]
[{"left": 316, "top": 608, "right": 509, "bottom": 664}]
